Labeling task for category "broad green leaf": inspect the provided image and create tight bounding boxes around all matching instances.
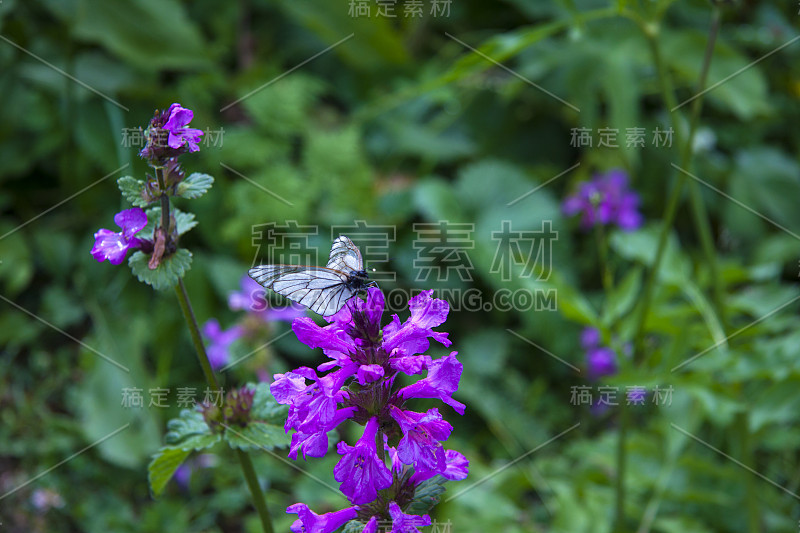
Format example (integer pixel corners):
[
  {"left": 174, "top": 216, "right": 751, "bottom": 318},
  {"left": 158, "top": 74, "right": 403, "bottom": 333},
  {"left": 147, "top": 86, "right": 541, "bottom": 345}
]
[
  {"left": 117, "top": 176, "right": 151, "bottom": 207},
  {"left": 407, "top": 476, "right": 447, "bottom": 515},
  {"left": 250, "top": 382, "right": 289, "bottom": 425},
  {"left": 165, "top": 409, "right": 221, "bottom": 451},
  {"left": 223, "top": 422, "right": 289, "bottom": 451},
  {"left": 129, "top": 248, "right": 192, "bottom": 291},
  {"left": 176, "top": 173, "right": 214, "bottom": 199},
  {"left": 147, "top": 446, "right": 191, "bottom": 497}
]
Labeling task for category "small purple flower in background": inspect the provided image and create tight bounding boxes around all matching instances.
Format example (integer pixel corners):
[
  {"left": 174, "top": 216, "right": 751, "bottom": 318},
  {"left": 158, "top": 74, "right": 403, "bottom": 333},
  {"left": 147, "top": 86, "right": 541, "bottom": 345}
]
[
  {"left": 163, "top": 103, "right": 204, "bottom": 152},
  {"left": 202, "top": 318, "right": 244, "bottom": 370},
  {"left": 563, "top": 169, "right": 643, "bottom": 231},
  {"left": 90, "top": 208, "right": 147, "bottom": 265},
  {"left": 580, "top": 327, "right": 618, "bottom": 379},
  {"left": 228, "top": 275, "right": 305, "bottom": 323},
  {"left": 586, "top": 346, "right": 617, "bottom": 379},
  {"left": 580, "top": 326, "right": 601, "bottom": 349}
]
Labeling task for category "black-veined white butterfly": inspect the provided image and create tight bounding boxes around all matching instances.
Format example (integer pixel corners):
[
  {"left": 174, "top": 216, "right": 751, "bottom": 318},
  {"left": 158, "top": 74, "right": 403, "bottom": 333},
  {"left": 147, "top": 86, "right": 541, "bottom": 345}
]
[{"left": 248, "top": 235, "right": 376, "bottom": 317}]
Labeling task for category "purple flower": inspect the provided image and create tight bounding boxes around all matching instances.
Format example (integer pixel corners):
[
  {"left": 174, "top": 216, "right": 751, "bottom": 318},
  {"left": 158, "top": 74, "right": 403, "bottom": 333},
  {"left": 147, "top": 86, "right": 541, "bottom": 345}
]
[
  {"left": 229, "top": 275, "right": 305, "bottom": 323},
  {"left": 90, "top": 208, "right": 147, "bottom": 265},
  {"left": 580, "top": 327, "right": 600, "bottom": 349},
  {"left": 163, "top": 103, "right": 204, "bottom": 152},
  {"left": 202, "top": 319, "right": 244, "bottom": 370},
  {"left": 411, "top": 449, "right": 469, "bottom": 485},
  {"left": 586, "top": 346, "right": 617, "bottom": 379},
  {"left": 563, "top": 169, "right": 642, "bottom": 231},
  {"left": 334, "top": 417, "right": 393, "bottom": 504},
  {"left": 397, "top": 353, "right": 466, "bottom": 415},
  {"left": 389, "top": 406, "right": 451, "bottom": 471},
  {"left": 387, "top": 501, "right": 431, "bottom": 533},
  {"left": 287, "top": 503, "right": 358, "bottom": 533}
]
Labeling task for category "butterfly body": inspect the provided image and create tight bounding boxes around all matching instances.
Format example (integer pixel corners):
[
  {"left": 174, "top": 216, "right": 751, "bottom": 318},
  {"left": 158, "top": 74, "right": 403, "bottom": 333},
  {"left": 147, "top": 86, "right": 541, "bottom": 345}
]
[{"left": 248, "top": 236, "right": 375, "bottom": 317}]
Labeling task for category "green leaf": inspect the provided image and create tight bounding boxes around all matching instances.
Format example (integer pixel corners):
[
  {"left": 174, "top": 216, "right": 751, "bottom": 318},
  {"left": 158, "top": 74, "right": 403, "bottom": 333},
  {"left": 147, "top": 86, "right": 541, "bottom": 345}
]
[
  {"left": 147, "top": 409, "right": 222, "bottom": 497},
  {"left": 129, "top": 248, "right": 192, "bottom": 291},
  {"left": 147, "top": 446, "right": 191, "bottom": 497},
  {"left": 176, "top": 173, "right": 214, "bottom": 199},
  {"left": 142, "top": 207, "right": 198, "bottom": 237},
  {"left": 223, "top": 422, "right": 290, "bottom": 451},
  {"left": 165, "top": 409, "right": 221, "bottom": 451},
  {"left": 250, "top": 382, "right": 290, "bottom": 425},
  {"left": 117, "top": 176, "right": 151, "bottom": 207},
  {"left": 407, "top": 476, "right": 447, "bottom": 515},
  {"left": 343, "top": 520, "right": 369, "bottom": 533},
  {"left": 601, "top": 266, "right": 641, "bottom": 326}
]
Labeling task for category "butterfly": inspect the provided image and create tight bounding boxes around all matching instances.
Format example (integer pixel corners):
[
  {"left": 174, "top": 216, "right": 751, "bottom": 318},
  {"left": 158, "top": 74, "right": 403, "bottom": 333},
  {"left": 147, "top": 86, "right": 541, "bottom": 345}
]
[{"left": 248, "top": 235, "right": 375, "bottom": 317}]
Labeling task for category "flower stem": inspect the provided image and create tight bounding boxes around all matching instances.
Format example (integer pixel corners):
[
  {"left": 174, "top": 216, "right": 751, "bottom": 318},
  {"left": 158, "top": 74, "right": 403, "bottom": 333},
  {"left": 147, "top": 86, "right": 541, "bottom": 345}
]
[
  {"left": 235, "top": 448, "right": 276, "bottom": 533},
  {"left": 173, "top": 272, "right": 274, "bottom": 532},
  {"left": 615, "top": 401, "right": 629, "bottom": 530},
  {"left": 174, "top": 279, "right": 220, "bottom": 390},
  {"left": 631, "top": 7, "right": 723, "bottom": 362}
]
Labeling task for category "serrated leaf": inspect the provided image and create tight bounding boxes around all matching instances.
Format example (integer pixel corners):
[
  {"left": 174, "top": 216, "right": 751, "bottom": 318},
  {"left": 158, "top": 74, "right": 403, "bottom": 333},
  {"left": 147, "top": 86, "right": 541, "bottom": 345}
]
[
  {"left": 165, "top": 409, "right": 221, "bottom": 451},
  {"left": 176, "top": 172, "right": 214, "bottom": 199},
  {"left": 129, "top": 248, "right": 192, "bottom": 290},
  {"left": 142, "top": 206, "right": 198, "bottom": 236},
  {"left": 250, "top": 382, "right": 289, "bottom": 425},
  {"left": 117, "top": 176, "right": 151, "bottom": 207},
  {"left": 342, "top": 520, "right": 369, "bottom": 533},
  {"left": 224, "top": 421, "right": 290, "bottom": 451},
  {"left": 407, "top": 475, "right": 447, "bottom": 515},
  {"left": 148, "top": 446, "right": 191, "bottom": 497}
]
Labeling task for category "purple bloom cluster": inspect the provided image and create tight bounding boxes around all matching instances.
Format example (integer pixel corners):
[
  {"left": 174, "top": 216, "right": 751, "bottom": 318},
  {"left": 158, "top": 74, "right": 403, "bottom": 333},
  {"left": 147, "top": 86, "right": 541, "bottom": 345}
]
[
  {"left": 90, "top": 207, "right": 148, "bottom": 265},
  {"left": 139, "top": 103, "right": 204, "bottom": 163},
  {"left": 273, "top": 288, "right": 468, "bottom": 532},
  {"left": 562, "top": 169, "right": 643, "bottom": 231}
]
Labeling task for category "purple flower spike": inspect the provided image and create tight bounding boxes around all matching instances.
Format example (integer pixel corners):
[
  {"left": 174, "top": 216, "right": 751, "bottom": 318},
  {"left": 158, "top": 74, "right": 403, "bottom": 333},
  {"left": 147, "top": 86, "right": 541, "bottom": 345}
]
[
  {"left": 334, "top": 417, "right": 393, "bottom": 504},
  {"left": 163, "top": 103, "right": 204, "bottom": 152},
  {"left": 287, "top": 503, "right": 358, "bottom": 533},
  {"left": 202, "top": 319, "right": 244, "bottom": 370},
  {"left": 90, "top": 208, "right": 147, "bottom": 265},
  {"left": 562, "top": 169, "right": 643, "bottom": 231},
  {"left": 387, "top": 501, "right": 431, "bottom": 533}
]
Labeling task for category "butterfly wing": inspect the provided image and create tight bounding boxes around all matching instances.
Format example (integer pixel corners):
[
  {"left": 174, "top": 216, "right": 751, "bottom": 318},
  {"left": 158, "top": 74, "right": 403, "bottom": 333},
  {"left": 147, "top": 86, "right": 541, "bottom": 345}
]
[
  {"left": 327, "top": 235, "right": 364, "bottom": 272},
  {"left": 248, "top": 264, "right": 357, "bottom": 317}
]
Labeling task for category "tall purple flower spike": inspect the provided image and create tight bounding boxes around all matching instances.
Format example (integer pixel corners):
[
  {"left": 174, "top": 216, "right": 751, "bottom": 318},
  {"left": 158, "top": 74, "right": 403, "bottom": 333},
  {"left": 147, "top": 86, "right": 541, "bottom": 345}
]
[{"left": 275, "top": 287, "right": 468, "bottom": 530}]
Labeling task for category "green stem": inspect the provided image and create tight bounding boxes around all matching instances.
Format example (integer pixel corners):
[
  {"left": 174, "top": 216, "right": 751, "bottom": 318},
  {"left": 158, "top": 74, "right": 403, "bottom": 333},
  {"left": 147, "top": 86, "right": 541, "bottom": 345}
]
[
  {"left": 631, "top": 7, "right": 723, "bottom": 362},
  {"left": 235, "top": 448, "right": 276, "bottom": 533},
  {"left": 735, "top": 412, "right": 759, "bottom": 533},
  {"left": 174, "top": 279, "right": 220, "bottom": 390},
  {"left": 615, "top": 401, "right": 629, "bottom": 530},
  {"left": 595, "top": 223, "right": 613, "bottom": 296}
]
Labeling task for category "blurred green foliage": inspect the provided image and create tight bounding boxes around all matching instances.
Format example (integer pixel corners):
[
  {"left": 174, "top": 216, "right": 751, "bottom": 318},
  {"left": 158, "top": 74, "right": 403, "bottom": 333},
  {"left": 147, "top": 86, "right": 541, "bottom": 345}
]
[{"left": 2, "top": 0, "right": 800, "bottom": 532}]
